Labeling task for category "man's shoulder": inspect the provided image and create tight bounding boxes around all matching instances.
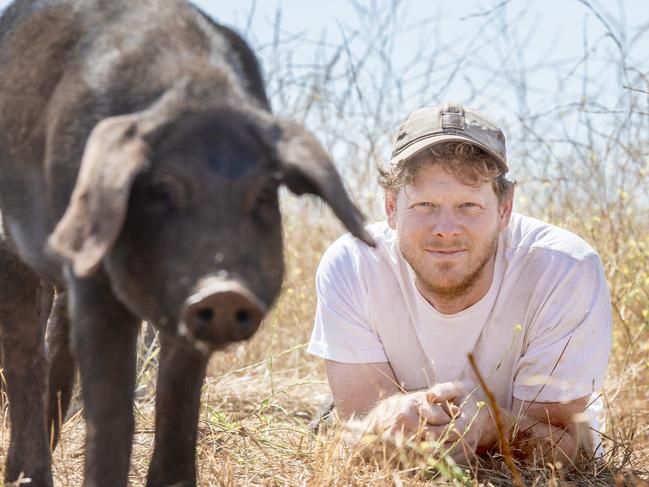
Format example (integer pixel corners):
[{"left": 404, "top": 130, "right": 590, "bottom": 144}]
[
  {"left": 506, "top": 213, "right": 599, "bottom": 264},
  {"left": 316, "top": 222, "right": 398, "bottom": 298}
]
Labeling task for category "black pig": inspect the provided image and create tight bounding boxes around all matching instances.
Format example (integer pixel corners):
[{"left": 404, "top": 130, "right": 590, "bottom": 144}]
[{"left": 0, "top": 1, "right": 373, "bottom": 486}]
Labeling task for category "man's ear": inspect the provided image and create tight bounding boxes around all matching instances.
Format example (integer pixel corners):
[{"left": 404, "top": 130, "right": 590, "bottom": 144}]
[
  {"left": 498, "top": 187, "right": 515, "bottom": 230},
  {"left": 275, "top": 118, "right": 374, "bottom": 246},
  {"left": 385, "top": 190, "right": 398, "bottom": 230}
]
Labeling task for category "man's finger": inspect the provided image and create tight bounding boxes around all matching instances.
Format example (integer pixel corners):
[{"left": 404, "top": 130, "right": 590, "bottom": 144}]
[
  {"left": 440, "top": 400, "right": 459, "bottom": 418},
  {"left": 419, "top": 402, "right": 454, "bottom": 426},
  {"left": 423, "top": 413, "right": 474, "bottom": 442},
  {"left": 426, "top": 382, "right": 464, "bottom": 403}
]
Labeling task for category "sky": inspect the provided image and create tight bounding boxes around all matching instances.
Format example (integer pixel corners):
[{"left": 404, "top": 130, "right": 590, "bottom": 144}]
[{"left": 195, "top": 0, "right": 648, "bottom": 111}]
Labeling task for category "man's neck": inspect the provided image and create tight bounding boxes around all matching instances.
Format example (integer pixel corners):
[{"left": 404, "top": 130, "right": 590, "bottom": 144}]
[{"left": 416, "top": 255, "right": 497, "bottom": 315}]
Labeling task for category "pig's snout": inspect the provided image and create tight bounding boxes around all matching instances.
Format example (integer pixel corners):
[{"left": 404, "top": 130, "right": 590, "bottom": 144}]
[{"left": 180, "top": 280, "right": 266, "bottom": 345}]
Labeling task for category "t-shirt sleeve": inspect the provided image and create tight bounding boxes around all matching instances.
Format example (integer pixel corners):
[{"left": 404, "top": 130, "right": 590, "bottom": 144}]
[
  {"left": 513, "top": 253, "right": 612, "bottom": 403},
  {"left": 306, "top": 236, "right": 388, "bottom": 363}
]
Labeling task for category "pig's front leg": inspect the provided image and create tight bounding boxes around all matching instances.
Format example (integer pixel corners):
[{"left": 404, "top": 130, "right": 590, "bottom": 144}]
[
  {"left": 146, "top": 333, "right": 208, "bottom": 487},
  {"left": 68, "top": 270, "right": 140, "bottom": 487},
  {"left": 45, "top": 290, "right": 76, "bottom": 450},
  {"left": 0, "top": 246, "right": 54, "bottom": 487}
]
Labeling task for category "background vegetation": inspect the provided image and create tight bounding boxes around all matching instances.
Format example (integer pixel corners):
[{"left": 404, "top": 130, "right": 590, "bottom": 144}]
[{"left": 1, "top": 0, "right": 649, "bottom": 485}]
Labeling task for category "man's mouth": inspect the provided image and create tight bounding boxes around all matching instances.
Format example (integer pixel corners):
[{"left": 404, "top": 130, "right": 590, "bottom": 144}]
[{"left": 425, "top": 248, "right": 467, "bottom": 257}]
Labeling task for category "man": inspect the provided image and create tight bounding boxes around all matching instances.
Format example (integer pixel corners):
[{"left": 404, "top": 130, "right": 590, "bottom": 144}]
[{"left": 307, "top": 103, "right": 612, "bottom": 465}]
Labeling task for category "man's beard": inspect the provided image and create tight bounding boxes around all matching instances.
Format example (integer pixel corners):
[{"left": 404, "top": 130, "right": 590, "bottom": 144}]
[{"left": 401, "top": 231, "right": 499, "bottom": 302}]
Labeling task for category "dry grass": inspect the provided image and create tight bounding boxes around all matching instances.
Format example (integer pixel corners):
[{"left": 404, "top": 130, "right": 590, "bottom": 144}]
[{"left": 2, "top": 0, "right": 649, "bottom": 485}]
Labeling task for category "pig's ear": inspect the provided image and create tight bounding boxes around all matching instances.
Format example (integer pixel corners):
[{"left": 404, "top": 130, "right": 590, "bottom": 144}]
[
  {"left": 47, "top": 114, "right": 154, "bottom": 277},
  {"left": 276, "top": 119, "right": 375, "bottom": 246}
]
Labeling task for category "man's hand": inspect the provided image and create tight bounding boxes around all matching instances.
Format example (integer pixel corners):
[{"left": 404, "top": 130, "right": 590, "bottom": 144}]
[
  {"left": 427, "top": 381, "right": 495, "bottom": 463},
  {"left": 358, "top": 389, "right": 459, "bottom": 440}
]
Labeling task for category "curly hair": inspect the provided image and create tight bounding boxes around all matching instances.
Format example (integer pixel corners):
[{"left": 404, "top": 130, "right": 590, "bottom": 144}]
[{"left": 378, "top": 141, "right": 515, "bottom": 202}]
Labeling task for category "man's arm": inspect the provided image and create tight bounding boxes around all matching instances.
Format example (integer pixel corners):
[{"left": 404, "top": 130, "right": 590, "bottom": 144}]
[
  {"left": 326, "top": 359, "right": 456, "bottom": 438},
  {"left": 325, "top": 359, "right": 399, "bottom": 419},
  {"left": 508, "top": 396, "right": 592, "bottom": 465},
  {"left": 327, "top": 360, "right": 592, "bottom": 466},
  {"left": 428, "top": 382, "right": 593, "bottom": 465}
]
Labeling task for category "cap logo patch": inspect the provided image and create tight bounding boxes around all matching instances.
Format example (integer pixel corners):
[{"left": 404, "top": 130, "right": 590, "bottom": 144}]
[{"left": 441, "top": 104, "right": 465, "bottom": 130}]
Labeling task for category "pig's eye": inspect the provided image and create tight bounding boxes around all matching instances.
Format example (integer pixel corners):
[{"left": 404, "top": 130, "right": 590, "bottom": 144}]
[
  {"left": 251, "top": 184, "right": 279, "bottom": 225},
  {"left": 255, "top": 186, "right": 277, "bottom": 207},
  {"left": 146, "top": 176, "right": 187, "bottom": 213}
]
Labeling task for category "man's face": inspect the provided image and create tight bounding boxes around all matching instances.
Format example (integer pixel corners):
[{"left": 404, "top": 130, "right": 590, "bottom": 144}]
[{"left": 385, "top": 162, "right": 513, "bottom": 301}]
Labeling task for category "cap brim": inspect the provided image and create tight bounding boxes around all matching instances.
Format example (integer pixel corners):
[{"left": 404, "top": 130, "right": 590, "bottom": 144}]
[{"left": 390, "top": 134, "right": 508, "bottom": 171}]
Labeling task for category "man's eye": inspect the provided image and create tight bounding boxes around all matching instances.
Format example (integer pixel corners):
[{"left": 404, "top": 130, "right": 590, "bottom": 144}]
[
  {"left": 460, "top": 202, "right": 479, "bottom": 208},
  {"left": 413, "top": 202, "right": 433, "bottom": 208}
]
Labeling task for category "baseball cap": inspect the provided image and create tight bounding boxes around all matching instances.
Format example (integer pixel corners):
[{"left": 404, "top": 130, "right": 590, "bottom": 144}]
[{"left": 390, "top": 102, "right": 507, "bottom": 171}]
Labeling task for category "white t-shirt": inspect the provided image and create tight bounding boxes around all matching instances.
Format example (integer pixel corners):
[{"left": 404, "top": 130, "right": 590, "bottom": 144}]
[{"left": 307, "top": 212, "right": 612, "bottom": 410}]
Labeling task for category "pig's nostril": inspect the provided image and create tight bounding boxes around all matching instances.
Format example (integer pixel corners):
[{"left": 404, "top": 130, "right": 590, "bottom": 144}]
[
  {"left": 196, "top": 308, "right": 214, "bottom": 322},
  {"left": 235, "top": 309, "right": 251, "bottom": 327}
]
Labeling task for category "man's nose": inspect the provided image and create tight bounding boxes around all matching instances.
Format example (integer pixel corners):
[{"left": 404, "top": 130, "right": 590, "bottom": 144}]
[{"left": 431, "top": 208, "right": 462, "bottom": 238}]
